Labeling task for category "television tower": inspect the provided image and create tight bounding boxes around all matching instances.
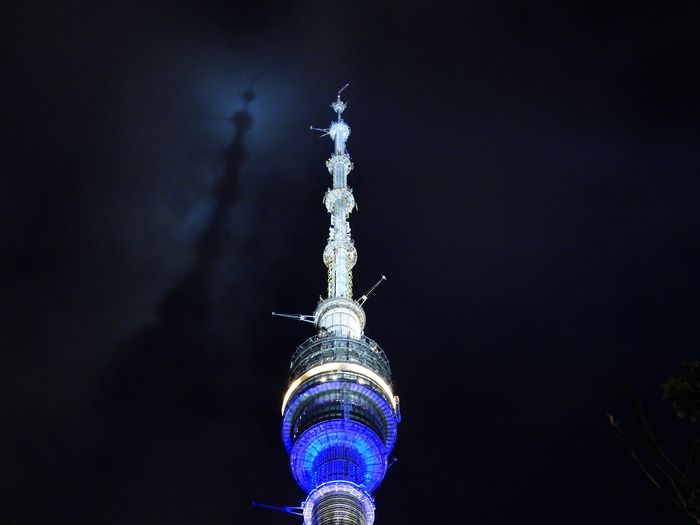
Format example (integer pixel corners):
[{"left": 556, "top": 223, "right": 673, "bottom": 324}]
[{"left": 276, "top": 87, "right": 401, "bottom": 525}]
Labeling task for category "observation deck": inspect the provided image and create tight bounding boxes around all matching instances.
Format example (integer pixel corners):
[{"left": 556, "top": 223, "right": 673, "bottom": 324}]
[{"left": 289, "top": 334, "right": 392, "bottom": 382}]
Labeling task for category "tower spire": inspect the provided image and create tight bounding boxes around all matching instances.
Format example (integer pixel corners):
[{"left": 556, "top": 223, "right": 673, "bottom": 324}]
[{"left": 309, "top": 85, "right": 366, "bottom": 338}]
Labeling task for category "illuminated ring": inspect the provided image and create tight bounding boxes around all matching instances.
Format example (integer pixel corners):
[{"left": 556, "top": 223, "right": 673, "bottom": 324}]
[
  {"left": 281, "top": 380, "right": 398, "bottom": 453},
  {"left": 282, "top": 362, "right": 396, "bottom": 415},
  {"left": 302, "top": 481, "right": 375, "bottom": 525}
]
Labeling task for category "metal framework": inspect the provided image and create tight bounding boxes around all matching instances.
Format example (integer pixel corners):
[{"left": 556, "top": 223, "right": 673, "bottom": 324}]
[{"left": 277, "top": 88, "right": 401, "bottom": 525}]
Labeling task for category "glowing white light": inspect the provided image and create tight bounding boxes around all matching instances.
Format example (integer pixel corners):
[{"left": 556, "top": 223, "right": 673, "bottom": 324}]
[{"left": 282, "top": 362, "right": 396, "bottom": 415}]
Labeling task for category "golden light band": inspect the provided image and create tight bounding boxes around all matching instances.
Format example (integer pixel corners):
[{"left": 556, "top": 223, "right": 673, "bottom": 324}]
[{"left": 281, "top": 362, "right": 396, "bottom": 415}]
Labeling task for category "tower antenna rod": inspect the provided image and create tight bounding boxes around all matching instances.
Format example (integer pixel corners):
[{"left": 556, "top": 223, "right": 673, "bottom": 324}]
[
  {"left": 309, "top": 125, "right": 330, "bottom": 136},
  {"left": 271, "top": 311, "right": 315, "bottom": 324},
  {"left": 250, "top": 502, "right": 304, "bottom": 516},
  {"left": 388, "top": 456, "right": 399, "bottom": 469},
  {"left": 357, "top": 275, "right": 387, "bottom": 306}
]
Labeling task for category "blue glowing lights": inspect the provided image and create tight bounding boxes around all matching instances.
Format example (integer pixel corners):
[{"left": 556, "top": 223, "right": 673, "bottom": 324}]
[
  {"left": 290, "top": 419, "right": 388, "bottom": 492},
  {"left": 282, "top": 378, "right": 398, "bottom": 452}
]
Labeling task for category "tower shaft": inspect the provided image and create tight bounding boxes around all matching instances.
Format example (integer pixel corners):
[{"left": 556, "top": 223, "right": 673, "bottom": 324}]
[{"left": 323, "top": 110, "right": 356, "bottom": 301}]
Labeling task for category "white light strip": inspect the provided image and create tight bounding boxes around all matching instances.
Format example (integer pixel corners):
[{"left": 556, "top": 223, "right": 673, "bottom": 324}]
[{"left": 281, "top": 362, "right": 396, "bottom": 415}]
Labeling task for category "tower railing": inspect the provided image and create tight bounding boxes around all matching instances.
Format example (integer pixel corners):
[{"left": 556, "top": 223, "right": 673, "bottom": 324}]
[{"left": 290, "top": 334, "right": 392, "bottom": 382}]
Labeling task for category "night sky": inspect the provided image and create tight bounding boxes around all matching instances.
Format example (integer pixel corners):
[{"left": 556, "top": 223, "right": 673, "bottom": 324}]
[{"left": 4, "top": 1, "right": 700, "bottom": 524}]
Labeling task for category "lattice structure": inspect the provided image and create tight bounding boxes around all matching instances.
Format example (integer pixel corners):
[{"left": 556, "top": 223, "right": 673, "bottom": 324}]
[{"left": 279, "top": 89, "right": 401, "bottom": 525}]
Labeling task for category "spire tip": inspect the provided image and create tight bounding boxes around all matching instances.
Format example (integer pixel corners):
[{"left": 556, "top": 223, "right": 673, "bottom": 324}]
[{"left": 332, "top": 84, "right": 350, "bottom": 117}]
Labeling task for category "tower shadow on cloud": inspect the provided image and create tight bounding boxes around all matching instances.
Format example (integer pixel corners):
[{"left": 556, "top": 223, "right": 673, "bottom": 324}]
[{"left": 93, "top": 90, "right": 260, "bottom": 524}]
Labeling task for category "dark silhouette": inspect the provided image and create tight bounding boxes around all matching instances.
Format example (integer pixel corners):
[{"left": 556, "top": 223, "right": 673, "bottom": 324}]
[
  {"left": 610, "top": 362, "right": 700, "bottom": 524},
  {"left": 94, "top": 91, "right": 256, "bottom": 524}
]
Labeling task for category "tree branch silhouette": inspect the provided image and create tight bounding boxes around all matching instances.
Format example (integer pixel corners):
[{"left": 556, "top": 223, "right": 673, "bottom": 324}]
[{"left": 609, "top": 362, "right": 700, "bottom": 524}]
